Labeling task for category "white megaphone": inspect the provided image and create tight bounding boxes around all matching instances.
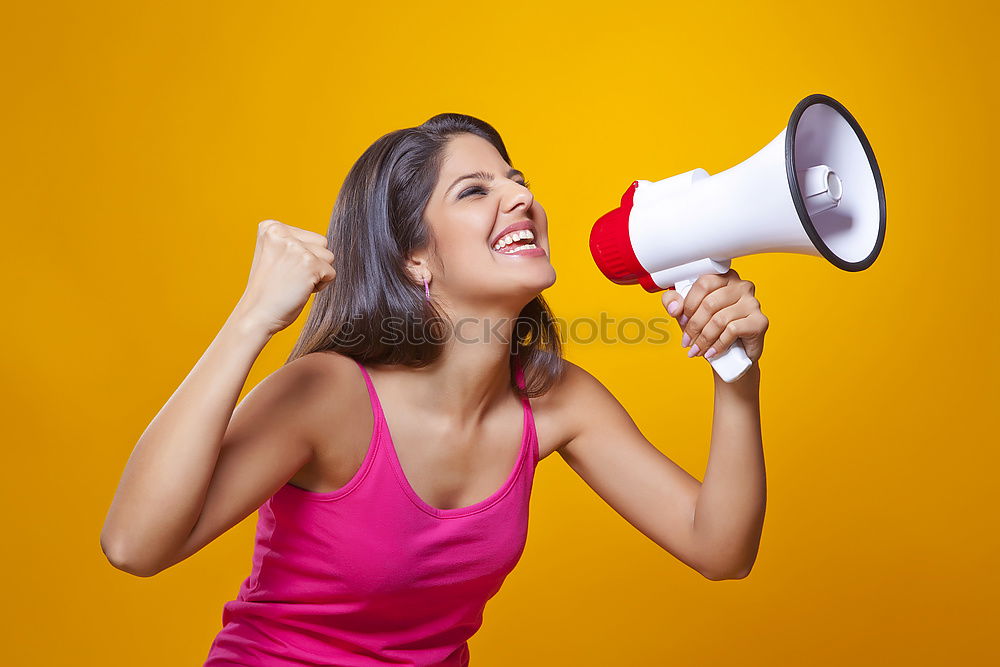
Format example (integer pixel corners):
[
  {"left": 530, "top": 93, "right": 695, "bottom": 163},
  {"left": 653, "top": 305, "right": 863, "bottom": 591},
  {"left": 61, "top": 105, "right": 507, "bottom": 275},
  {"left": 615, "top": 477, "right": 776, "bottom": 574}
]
[{"left": 590, "top": 93, "right": 886, "bottom": 382}]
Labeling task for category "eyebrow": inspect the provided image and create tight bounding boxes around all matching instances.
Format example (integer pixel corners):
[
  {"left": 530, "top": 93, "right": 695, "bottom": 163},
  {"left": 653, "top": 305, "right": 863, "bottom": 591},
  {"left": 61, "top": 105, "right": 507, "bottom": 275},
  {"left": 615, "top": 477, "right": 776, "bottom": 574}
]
[{"left": 447, "top": 168, "right": 525, "bottom": 195}]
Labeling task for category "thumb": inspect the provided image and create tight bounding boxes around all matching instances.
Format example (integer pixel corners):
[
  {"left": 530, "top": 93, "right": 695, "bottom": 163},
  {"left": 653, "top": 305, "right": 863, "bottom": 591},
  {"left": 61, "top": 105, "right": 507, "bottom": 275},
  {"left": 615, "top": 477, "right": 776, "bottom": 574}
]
[{"left": 660, "top": 288, "right": 683, "bottom": 319}]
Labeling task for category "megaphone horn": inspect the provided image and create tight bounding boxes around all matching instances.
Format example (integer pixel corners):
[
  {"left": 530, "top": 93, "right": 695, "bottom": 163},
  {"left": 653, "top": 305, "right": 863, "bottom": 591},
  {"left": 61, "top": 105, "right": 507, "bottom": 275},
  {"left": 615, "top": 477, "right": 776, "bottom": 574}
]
[{"left": 590, "top": 93, "right": 886, "bottom": 382}]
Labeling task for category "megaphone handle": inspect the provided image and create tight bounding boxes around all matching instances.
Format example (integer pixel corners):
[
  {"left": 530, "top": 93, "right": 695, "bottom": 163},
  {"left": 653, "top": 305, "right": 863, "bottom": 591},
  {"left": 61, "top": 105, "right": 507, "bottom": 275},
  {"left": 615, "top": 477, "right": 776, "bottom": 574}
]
[{"left": 674, "top": 278, "right": 754, "bottom": 383}]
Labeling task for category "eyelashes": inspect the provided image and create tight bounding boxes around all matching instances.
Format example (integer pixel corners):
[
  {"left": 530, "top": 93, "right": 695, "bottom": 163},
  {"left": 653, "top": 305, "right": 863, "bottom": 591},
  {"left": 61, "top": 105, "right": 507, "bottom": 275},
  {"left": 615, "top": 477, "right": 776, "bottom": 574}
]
[{"left": 458, "top": 180, "right": 532, "bottom": 199}]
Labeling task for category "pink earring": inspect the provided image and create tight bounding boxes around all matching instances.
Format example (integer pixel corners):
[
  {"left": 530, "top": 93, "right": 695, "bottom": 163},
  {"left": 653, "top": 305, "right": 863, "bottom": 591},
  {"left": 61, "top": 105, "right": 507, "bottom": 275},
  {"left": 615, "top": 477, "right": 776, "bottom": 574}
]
[{"left": 423, "top": 277, "right": 430, "bottom": 302}]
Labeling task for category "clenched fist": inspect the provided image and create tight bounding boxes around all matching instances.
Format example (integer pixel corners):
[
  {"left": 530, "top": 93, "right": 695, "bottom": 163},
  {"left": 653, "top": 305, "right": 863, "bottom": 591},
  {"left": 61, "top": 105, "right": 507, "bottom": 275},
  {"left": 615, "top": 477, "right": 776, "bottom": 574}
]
[{"left": 233, "top": 219, "right": 336, "bottom": 336}]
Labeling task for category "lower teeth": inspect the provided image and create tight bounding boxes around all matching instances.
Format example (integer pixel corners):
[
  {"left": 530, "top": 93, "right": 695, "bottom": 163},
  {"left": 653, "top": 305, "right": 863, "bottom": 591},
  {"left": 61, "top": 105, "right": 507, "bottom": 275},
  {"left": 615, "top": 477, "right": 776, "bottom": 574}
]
[{"left": 500, "top": 243, "right": 536, "bottom": 254}]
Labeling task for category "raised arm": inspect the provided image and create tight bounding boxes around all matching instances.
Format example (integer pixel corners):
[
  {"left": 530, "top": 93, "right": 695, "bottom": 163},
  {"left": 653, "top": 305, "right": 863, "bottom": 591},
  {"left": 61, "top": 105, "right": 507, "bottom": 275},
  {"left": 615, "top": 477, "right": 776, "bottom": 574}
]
[
  {"left": 663, "top": 268, "right": 768, "bottom": 579},
  {"left": 100, "top": 219, "right": 336, "bottom": 576},
  {"left": 557, "top": 268, "right": 768, "bottom": 581}
]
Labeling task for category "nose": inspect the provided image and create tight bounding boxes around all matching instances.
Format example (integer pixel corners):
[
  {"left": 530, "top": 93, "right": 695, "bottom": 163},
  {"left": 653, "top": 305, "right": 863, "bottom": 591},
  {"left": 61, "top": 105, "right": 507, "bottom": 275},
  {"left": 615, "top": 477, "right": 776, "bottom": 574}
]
[{"left": 503, "top": 181, "right": 533, "bottom": 214}]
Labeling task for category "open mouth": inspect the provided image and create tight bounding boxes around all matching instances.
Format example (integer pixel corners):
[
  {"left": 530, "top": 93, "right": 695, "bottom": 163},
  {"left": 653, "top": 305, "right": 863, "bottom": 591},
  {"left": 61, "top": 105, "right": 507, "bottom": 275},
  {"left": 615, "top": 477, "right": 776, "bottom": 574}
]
[{"left": 492, "top": 228, "right": 540, "bottom": 255}]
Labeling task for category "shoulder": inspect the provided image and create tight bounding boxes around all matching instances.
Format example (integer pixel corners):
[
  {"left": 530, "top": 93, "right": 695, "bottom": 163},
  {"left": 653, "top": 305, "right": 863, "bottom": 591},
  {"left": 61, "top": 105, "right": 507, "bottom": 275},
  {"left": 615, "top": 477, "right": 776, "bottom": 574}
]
[
  {"left": 284, "top": 349, "right": 363, "bottom": 387},
  {"left": 531, "top": 359, "right": 622, "bottom": 455},
  {"left": 237, "top": 351, "right": 368, "bottom": 439},
  {"left": 534, "top": 359, "right": 614, "bottom": 407},
  {"left": 248, "top": 350, "right": 359, "bottom": 404},
  {"left": 286, "top": 350, "right": 369, "bottom": 411}
]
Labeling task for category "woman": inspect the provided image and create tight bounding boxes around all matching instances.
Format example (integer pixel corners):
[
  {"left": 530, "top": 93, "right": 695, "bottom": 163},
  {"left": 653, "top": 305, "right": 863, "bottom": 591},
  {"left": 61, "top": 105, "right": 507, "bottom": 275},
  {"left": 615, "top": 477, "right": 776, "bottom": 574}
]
[{"left": 101, "top": 113, "right": 768, "bottom": 666}]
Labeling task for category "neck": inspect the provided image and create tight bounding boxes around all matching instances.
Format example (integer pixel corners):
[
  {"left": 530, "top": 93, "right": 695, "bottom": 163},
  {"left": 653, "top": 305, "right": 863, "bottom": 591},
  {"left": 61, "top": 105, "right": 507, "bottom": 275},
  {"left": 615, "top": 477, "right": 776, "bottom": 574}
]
[{"left": 394, "top": 299, "right": 526, "bottom": 423}]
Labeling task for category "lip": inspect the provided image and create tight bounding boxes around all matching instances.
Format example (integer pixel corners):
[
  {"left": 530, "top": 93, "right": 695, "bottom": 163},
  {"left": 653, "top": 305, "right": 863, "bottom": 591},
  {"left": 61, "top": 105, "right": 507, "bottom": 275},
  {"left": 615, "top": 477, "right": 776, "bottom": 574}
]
[{"left": 490, "top": 220, "right": 536, "bottom": 248}]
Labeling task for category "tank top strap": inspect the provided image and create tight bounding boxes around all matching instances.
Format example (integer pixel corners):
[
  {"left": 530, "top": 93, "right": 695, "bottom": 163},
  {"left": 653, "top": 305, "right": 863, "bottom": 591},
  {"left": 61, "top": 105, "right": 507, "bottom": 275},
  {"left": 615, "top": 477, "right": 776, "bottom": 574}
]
[
  {"left": 353, "top": 359, "right": 386, "bottom": 427},
  {"left": 512, "top": 354, "right": 538, "bottom": 468}
]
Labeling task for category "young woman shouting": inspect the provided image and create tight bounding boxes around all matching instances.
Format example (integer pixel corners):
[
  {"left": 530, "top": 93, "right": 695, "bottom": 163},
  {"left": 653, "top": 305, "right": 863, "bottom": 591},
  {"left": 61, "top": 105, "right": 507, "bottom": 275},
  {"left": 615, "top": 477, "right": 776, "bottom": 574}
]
[{"left": 101, "top": 113, "right": 768, "bottom": 666}]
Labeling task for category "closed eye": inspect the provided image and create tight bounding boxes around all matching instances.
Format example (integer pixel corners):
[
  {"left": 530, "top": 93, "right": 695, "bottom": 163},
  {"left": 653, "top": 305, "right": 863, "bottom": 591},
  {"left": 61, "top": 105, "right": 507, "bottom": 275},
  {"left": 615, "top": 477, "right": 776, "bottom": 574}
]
[{"left": 458, "top": 179, "right": 532, "bottom": 199}]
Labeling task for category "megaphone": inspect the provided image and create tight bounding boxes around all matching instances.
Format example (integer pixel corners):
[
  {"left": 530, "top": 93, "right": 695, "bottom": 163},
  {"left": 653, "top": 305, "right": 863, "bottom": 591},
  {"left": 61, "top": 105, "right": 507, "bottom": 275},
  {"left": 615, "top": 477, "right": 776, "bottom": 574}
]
[{"left": 590, "top": 93, "right": 886, "bottom": 382}]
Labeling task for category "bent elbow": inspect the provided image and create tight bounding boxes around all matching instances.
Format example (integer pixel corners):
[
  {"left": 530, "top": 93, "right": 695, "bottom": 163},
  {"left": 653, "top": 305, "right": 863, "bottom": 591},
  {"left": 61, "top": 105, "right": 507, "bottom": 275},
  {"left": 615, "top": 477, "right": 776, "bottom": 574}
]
[
  {"left": 101, "top": 537, "right": 160, "bottom": 578},
  {"left": 107, "top": 554, "right": 160, "bottom": 578},
  {"left": 701, "top": 569, "right": 733, "bottom": 581},
  {"left": 702, "top": 569, "right": 746, "bottom": 581},
  {"left": 700, "top": 560, "right": 754, "bottom": 581},
  {"left": 104, "top": 549, "right": 159, "bottom": 578},
  {"left": 732, "top": 554, "right": 759, "bottom": 579}
]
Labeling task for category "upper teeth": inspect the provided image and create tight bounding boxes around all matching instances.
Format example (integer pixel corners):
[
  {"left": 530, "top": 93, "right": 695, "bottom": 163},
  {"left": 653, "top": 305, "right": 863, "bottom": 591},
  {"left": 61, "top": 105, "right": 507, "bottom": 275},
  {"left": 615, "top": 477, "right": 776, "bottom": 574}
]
[{"left": 493, "top": 229, "right": 534, "bottom": 250}]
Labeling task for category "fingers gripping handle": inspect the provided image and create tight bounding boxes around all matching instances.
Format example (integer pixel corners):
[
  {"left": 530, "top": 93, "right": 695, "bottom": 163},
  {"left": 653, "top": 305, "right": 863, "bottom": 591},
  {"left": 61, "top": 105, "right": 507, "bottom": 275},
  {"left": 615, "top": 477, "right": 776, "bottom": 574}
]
[{"left": 674, "top": 278, "right": 753, "bottom": 383}]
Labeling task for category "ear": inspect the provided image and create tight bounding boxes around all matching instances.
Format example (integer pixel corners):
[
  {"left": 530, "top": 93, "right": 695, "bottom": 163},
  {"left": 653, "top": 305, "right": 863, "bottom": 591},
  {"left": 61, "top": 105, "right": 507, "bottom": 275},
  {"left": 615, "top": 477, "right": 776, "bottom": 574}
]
[{"left": 404, "top": 249, "right": 431, "bottom": 284}]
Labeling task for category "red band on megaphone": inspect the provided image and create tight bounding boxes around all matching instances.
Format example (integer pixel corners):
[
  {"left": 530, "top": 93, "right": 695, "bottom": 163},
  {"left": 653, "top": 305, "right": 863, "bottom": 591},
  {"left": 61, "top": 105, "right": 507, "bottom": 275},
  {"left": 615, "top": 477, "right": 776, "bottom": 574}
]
[{"left": 589, "top": 180, "right": 651, "bottom": 285}]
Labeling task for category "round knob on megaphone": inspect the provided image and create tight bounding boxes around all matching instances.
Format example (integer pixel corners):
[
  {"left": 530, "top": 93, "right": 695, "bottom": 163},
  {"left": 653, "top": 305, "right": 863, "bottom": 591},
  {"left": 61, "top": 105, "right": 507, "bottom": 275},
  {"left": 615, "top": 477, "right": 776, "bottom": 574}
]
[{"left": 798, "top": 164, "right": 843, "bottom": 215}]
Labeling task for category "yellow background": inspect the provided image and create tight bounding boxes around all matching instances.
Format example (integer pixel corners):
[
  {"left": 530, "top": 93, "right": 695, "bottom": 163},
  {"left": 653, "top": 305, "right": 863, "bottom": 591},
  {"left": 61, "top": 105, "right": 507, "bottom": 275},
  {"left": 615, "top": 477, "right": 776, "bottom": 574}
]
[{"left": 2, "top": 1, "right": 996, "bottom": 664}]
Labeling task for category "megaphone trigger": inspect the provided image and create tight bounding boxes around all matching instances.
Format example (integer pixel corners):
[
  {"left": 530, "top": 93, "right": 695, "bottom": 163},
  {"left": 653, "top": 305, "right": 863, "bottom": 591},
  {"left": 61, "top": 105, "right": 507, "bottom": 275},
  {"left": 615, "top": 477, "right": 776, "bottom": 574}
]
[{"left": 673, "top": 275, "right": 754, "bottom": 382}]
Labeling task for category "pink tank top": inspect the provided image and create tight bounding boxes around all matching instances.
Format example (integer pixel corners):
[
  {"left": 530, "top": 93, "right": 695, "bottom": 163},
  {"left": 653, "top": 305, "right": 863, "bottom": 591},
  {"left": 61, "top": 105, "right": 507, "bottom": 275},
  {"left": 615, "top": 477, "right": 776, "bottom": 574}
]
[{"left": 204, "top": 356, "right": 539, "bottom": 666}]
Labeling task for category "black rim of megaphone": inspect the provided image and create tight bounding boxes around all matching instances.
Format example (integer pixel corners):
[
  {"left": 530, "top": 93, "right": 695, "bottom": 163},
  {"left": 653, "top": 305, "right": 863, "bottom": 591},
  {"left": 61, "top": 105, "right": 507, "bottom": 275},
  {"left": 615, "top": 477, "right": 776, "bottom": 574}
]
[{"left": 784, "top": 93, "right": 886, "bottom": 272}]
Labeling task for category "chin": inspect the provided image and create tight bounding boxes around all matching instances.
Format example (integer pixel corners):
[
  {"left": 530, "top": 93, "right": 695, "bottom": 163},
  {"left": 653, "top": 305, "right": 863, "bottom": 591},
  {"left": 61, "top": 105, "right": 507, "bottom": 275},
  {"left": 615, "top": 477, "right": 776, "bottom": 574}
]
[
  {"left": 519, "top": 260, "right": 556, "bottom": 284},
  {"left": 538, "top": 267, "right": 557, "bottom": 290},
  {"left": 481, "top": 272, "right": 555, "bottom": 307}
]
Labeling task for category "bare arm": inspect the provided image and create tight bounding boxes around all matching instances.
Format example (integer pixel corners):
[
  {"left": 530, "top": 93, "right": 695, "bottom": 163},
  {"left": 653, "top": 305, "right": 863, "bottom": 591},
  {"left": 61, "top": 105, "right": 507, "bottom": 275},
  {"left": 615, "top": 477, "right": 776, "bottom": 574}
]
[
  {"left": 99, "top": 309, "right": 273, "bottom": 574},
  {"left": 558, "top": 268, "right": 768, "bottom": 581},
  {"left": 664, "top": 267, "right": 769, "bottom": 578},
  {"left": 692, "top": 364, "right": 765, "bottom": 579},
  {"left": 554, "top": 361, "right": 764, "bottom": 581},
  {"left": 554, "top": 362, "right": 707, "bottom": 577},
  {"left": 100, "top": 219, "right": 337, "bottom": 576}
]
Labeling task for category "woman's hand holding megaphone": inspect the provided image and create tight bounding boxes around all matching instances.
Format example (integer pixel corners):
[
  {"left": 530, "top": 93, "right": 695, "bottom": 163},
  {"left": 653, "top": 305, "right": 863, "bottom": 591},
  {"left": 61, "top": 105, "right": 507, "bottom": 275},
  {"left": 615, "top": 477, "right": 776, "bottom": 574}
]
[{"left": 660, "top": 268, "right": 768, "bottom": 370}]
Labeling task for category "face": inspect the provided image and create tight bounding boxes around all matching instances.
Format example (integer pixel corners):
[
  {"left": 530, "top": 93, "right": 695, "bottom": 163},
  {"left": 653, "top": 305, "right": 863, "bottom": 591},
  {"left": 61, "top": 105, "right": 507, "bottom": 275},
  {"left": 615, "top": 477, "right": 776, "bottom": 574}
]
[{"left": 417, "top": 133, "right": 556, "bottom": 312}]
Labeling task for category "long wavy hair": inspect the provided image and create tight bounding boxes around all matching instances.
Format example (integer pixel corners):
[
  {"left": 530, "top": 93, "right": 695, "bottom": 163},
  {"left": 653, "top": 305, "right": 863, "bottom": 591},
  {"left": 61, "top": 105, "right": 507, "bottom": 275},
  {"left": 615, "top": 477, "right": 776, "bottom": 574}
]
[{"left": 285, "top": 113, "right": 564, "bottom": 398}]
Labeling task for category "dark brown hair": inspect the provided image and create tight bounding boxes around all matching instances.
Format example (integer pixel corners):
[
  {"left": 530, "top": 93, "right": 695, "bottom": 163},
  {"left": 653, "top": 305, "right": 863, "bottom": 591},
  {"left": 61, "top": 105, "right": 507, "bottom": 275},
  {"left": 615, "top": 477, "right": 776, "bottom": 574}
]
[{"left": 285, "top": 113, "right": 564, "bottom": 398}]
